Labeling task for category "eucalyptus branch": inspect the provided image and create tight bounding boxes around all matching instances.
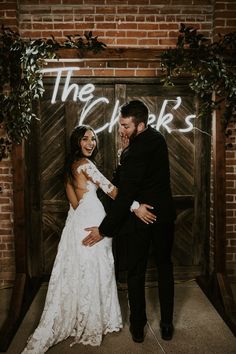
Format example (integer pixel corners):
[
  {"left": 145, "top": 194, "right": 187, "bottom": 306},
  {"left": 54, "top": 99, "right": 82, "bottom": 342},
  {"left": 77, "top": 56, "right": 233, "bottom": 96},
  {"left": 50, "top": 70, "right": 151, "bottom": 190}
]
[
  {"left": 0, "top": 26, "right": 106, "bottom": 160},
  {"left": 160, "top": 24, "right": 236, "bottom": 137}
]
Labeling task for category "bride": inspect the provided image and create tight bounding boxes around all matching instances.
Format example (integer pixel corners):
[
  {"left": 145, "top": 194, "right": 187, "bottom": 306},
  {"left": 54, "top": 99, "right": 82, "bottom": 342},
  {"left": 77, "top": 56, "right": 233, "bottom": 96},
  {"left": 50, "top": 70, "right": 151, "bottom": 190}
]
[{"left": 21, "top": 125, "right": 123, "bottom": 353}]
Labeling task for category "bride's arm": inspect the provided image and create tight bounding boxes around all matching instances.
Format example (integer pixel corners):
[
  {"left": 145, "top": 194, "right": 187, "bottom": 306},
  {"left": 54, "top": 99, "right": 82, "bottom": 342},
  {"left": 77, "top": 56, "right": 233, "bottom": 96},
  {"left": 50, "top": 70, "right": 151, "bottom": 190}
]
[{"left": 76, "top": 159, "right": 118, "bottom": 200}]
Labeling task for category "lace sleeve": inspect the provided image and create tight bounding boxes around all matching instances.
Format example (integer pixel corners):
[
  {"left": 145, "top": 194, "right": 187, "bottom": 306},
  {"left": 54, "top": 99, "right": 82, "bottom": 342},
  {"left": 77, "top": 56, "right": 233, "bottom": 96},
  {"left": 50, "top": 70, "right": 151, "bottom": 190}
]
[{"left": 77, "top": 159, "right": 115, "bottom": 195}]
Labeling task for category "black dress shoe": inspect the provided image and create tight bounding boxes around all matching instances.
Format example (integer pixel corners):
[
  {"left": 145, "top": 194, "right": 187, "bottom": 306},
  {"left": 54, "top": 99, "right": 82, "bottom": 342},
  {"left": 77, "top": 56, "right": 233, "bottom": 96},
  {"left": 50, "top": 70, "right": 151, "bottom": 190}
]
[
  {"left": 160, "top": 322, "right": 174, "bottom": 340},
  {"left": 129, "top": 325, "right": 144, "bottom": 343}
]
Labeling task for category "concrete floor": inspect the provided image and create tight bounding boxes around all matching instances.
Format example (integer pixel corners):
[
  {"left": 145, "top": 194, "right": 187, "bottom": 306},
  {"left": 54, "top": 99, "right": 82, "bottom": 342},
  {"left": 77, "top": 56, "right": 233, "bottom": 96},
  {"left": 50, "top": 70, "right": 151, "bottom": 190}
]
[{"left": 1, "top": 281, "right": 236, "bottom": 354}]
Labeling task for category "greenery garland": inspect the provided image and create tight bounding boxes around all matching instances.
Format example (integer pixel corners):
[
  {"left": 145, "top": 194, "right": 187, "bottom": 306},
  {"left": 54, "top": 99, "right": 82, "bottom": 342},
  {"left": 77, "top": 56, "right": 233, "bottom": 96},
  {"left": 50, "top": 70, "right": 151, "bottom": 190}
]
[
  {"left": 0, "top": 26, "right": 106, "bottom": 160},
  {"left": 160, "top": 24, "right": 236, "bottom": 146}
]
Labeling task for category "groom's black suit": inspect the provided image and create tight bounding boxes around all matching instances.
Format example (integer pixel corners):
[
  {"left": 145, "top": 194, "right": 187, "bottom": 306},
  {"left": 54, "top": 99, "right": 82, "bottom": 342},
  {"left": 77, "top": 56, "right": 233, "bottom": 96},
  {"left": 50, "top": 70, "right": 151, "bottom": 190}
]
[{"left": 99, "top": 125, "right": 176, "bottom": 327}]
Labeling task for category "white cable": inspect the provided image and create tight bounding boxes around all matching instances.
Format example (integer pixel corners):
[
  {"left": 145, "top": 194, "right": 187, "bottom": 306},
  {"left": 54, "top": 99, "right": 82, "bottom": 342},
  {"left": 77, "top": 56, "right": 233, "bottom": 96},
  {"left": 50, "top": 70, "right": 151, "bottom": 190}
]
[{"left": 147, "top": 321, "right": 166, "bottom": 354}]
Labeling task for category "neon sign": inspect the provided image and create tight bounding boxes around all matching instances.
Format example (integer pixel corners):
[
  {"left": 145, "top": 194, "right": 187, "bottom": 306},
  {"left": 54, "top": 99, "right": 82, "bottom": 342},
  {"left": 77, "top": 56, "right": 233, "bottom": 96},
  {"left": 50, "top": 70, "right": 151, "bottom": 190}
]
[{"left": 41, "top": 67, "right": 197, "bottom": 134}]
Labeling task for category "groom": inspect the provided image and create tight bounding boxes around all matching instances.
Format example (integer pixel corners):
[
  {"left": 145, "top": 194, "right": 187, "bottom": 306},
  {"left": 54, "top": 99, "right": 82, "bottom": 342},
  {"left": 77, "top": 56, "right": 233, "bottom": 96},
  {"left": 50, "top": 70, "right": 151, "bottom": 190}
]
[{"left": 83, "top": 100, "right": 176, "bottom": 342}]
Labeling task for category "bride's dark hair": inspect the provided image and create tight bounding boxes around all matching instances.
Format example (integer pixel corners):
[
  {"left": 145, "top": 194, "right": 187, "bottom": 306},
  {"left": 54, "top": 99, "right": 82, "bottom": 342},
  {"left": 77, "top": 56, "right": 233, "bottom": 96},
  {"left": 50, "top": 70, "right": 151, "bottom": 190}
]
[{"left": 64, "top": 125, "right": 99, "bottom": 183}]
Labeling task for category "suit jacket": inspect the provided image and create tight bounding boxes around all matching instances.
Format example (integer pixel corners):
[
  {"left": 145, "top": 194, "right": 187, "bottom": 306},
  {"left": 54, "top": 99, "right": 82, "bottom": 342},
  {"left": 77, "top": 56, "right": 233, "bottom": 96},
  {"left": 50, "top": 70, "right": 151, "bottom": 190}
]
[{"left": 99, "top": 125, "right": 176, "bottom": 237}]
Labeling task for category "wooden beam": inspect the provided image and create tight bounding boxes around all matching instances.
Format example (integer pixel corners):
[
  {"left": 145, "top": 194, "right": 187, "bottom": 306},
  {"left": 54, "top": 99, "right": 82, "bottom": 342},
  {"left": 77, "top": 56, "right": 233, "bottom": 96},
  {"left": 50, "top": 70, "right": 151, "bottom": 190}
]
[
  {"left": 212, "top": 99, "right": 226, "bottom": 272},
  {"left": 197, "top": 96, "right": 236, "bottom": 335},
  {"left": 216, "top": 273, "right": 236, "bottom": 315},
  {"left": 11, "top": 143, "right": 27, "bottom": 272},
  {"left": 193, "top": 102, "right": 211, "bottom": 267}
]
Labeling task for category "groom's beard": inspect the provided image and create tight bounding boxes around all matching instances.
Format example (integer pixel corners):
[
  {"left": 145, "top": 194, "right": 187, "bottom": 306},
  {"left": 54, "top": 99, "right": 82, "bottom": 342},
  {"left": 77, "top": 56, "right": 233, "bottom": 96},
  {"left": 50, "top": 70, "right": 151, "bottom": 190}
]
[{"left": 129, "top": 127, "right": 138, "bottom": 142}]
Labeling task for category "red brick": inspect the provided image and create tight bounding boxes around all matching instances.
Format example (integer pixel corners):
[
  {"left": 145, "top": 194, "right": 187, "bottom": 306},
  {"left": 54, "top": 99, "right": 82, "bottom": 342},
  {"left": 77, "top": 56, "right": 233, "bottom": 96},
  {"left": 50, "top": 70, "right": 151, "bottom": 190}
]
[
  {"left": 1, "top": 206, "right": 13, "bottom": 212},
  {"left": 0, "top": 198, "right": 10, "bottom": 204},
  {"left": 117, "top": 6, "right": 138, "bottom": 14},
  {"left": 226, "top": 209, "right": 234, "bottom": 217},
  {"left": 128, "top": 0, "right": 149, "bottom": 4},
  {"left": 0, "top": 229, "right": 13, "bottom": 235},
  {"left": 1, "top": 236, "right": 14, "bottom": 242},
  {"left": 135, "top": 69, "right": 158, "bottom": 77},
  {"left": 159, "top": 23, "right": 179, "bottom": 30},
  {"left": 150, "top": 0, "right": 171, "bottom": 4},
  {"left": 116, "top": 38, "right": 138, "bottom": 45},
  {"left": 62, "top": 0, "right": 84, "bottom": 3},
  {"left": 96, "top": 6, "right": 115, "bottom": 14},
  {"left": 74, "top": 23, "right": 95, "bottom": 30},
  {"left": 216, "top": 11, "right": 236, "bottom": 19},
  {"left": 0, "top": 18, "right": 18, "bottom": 28},
  {"left": 5, "top": 10, "right": 17, "bottom": 17},
  {"left": 93, "top": 69, "right": 114, "bottom": 76},
  {"left": 0, "top": 3, "right": 17, "bottom": 10},
  {"left": 139, "top": 7, "right": 161, "bottom": 15},
  {"left": 54, "top": 23, "right": 75, "bottom": 30},
  {"left": 97, "top": 23, "right": 116, "bottom": 29},
  {"left": 227, "top": 3, "right": 236, "bottom": 10},
  {"left": 215, "top": 3, "right": 226, "bottom": 10},
  {"left": 2, "top": 250, "right": 15, "bottom": 258},
  {"left": 147, "top": 31, "right": 167, "bottom": 38},
  {"left": 42, "top": 30, "right": 64, "bottom": 38},
  {"left": 0, "top": 214, "right": 11, "bottom": 220},
  {"left": 226, "top": 19, "right": 236, "bottom": 27},
  {"left": 145, "top": 15, "right": 156, "bottom": 22},
  {"left": 125, "top": 15, "right": 135, "bottom": 21},
  {"left": 33, "top": 23, "right": 54, "bottom": 30},
  {"left": 95, "top": 15, "right": 104, "bottom": 21},
  {"left": 138, "top": 23, "right": 160, "bottom": 30},
  {"left": 114, "top": 69, "right": 136, "bottom": 76},
  {"left": 117, "top": 23, "right": 138, "bottom": 30},
  {"left": 0, "top": 168, "right": 10, "bottom": 174},
  {"left": 6, "top": 243, "right": 14, "bottom": 250},
  {"left": 0, "top": 272, "right": 15, "bottom": 280},
  {"left": 138, "top": 38, "right": 158, "bottom": 46},
  {"left": 158, "top": 38, "right": 177, "bottom": 46}
]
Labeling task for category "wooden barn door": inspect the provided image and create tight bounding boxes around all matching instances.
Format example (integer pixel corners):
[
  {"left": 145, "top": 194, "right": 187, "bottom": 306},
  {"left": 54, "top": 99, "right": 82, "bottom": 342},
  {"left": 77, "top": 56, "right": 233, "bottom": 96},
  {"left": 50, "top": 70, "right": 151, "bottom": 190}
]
[
  {"left": 26, "top": 78, "right": 210, "bottom": 281},
  {"left": 27, "top": 81, "right": 118, "bottom": 276},
  {"left": 124, "top": 83, "right": 205, "bottom": 281}
]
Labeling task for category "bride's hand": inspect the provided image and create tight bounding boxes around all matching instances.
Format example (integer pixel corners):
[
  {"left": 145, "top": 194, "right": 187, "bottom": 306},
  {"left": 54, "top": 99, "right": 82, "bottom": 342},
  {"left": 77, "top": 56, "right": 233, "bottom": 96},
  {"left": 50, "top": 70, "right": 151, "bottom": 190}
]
[
  {"left": 134, "top": 204, "right": 157, "bottom": 224},
  {"left": 120, "top": 134, "right": 129, "bottom": 150}
]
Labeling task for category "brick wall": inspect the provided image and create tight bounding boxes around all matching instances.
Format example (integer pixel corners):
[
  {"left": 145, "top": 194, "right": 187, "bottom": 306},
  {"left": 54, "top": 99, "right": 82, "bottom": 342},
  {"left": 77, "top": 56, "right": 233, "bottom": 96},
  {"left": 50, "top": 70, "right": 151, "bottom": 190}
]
[
  {"left": 0, "top": 0, "right": 18, "bottom": 288},
  {"left": 0, "top": 124, "right": 15, "bottom": 287},
  {"left": 0, "top": 0, "right": 18, "bottom": 30},
  {"left": 213, "top": 0, "right": 236, "bottom": 35},
  {"left": 225, "top": 145, "right": 236, "bottom": 279},
  {"left": 0, "top": 0, "right": 236, "bottom": 285},
  {"left": 18, "top": 0, "right": 213, "bottom": 46}
]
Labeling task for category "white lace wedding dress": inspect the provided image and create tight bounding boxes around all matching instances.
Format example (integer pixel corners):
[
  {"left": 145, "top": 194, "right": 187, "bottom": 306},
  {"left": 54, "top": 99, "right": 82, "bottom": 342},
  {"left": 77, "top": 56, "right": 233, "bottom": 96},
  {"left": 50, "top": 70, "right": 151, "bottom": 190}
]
[{"left": 21, "top": 159, "right": 123, "bottom": 353}]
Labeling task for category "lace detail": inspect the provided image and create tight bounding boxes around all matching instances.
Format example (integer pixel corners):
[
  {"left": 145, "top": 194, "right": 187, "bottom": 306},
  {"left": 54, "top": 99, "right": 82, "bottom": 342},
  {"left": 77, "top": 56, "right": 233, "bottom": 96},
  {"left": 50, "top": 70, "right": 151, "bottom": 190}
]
[
  {"left": 77, "top": 159, "right": 114, "bottom": 195},
  {"left": 21, "top": 170, "right": 122, "bottom": 353}
]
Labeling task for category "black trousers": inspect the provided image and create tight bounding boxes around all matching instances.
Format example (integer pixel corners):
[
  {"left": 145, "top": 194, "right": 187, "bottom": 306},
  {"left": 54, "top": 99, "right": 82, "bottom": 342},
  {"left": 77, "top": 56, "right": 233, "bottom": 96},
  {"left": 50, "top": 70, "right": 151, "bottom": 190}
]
[{"left": 127, "top": 219, "right": 175, "bottom": 327}]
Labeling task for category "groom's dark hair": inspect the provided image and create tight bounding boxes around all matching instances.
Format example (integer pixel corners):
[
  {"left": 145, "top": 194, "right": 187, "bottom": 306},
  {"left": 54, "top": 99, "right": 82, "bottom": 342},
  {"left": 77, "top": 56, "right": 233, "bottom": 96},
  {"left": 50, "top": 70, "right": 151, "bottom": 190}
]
[{"left": 120, "top": 100, "right": 149, "bottom": 126}]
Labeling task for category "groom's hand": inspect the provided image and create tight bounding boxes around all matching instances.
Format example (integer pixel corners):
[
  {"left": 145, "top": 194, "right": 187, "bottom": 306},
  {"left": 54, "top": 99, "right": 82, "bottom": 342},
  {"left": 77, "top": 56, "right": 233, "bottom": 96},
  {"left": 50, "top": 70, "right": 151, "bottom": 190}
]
[{"left": 82, "top": 227, "right": 104, "bottom": 246}]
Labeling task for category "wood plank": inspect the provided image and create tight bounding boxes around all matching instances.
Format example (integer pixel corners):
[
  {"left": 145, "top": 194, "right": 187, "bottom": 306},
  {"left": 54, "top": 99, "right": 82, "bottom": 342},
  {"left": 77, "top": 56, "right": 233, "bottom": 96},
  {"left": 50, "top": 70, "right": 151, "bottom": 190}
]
[
  {"left": 12, "top": 143, "right": 27, "bottom": 272},
  {"left": 212, "top": 98, "right": 226, "bottom": 272},
  {"left": 197, "top": 96, "right": 236, "bottom": 335},
  {"left": 26, "top": 105, "right": 43, "bottom": 277},
  {"left": 192, "top": 98, "right": 211, "bottom": 267},
  {"left": 216, "top": 273, "right": 236, "bottom": 315}
]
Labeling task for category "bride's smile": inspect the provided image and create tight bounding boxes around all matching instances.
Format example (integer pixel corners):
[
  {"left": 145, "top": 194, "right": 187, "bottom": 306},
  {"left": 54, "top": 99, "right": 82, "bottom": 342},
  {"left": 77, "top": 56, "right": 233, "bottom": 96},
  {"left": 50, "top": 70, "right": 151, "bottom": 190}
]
[{"left": 80, "top": 130, "right": 97, "bottom": 157}]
